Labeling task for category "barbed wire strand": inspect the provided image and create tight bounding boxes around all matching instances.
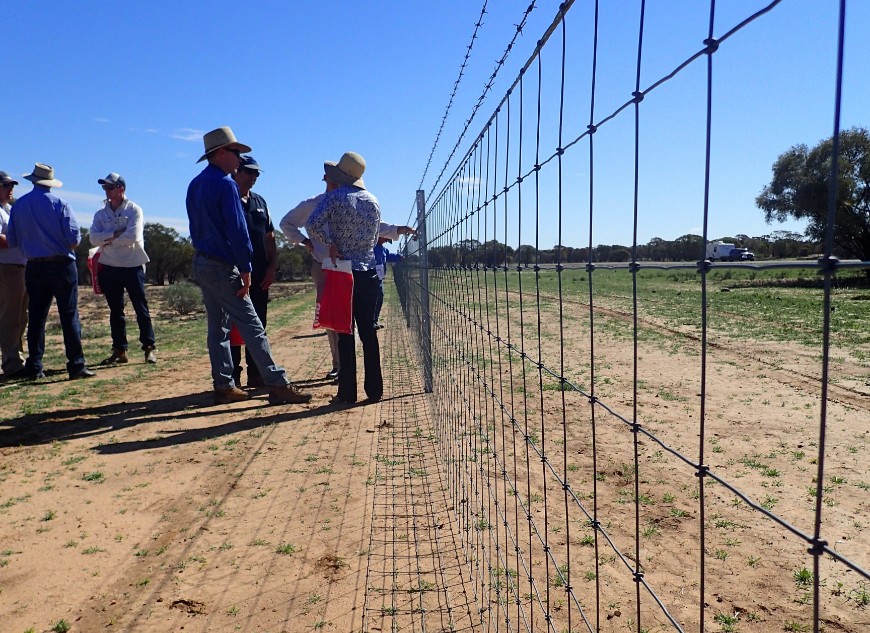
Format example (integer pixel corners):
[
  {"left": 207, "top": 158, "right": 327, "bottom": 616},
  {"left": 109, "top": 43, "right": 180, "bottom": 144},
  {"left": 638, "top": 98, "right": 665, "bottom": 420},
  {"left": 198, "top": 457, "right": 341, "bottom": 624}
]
[
  {"left": 410, "top": 2, "right": 541, "bottom": 227},
  {"left": 415, "top": 1, "right": 490, "bottom": 194}
]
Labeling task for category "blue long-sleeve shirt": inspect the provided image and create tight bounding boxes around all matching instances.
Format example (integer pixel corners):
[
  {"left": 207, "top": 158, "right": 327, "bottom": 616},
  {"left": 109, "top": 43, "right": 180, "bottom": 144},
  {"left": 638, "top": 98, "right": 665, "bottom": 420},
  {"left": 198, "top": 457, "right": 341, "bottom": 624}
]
[
  {"left": 374, "top": 244, "right": 402, "bottom": 266},
  {"left": 186, "top": 164, "right": 253, "bottom": 272},
  {"left": 7, "top": 186, "right": 80, "bottom": 259}
]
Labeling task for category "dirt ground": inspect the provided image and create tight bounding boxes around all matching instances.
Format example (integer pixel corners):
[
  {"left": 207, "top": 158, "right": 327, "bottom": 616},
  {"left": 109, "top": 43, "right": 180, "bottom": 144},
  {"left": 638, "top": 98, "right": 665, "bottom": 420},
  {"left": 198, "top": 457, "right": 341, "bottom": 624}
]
[
  {"left": 1, "top": 280, "right": 869, "bottom": 633},
  {"left": 0, "top": 285, "right": 479, "bottom": 633}
]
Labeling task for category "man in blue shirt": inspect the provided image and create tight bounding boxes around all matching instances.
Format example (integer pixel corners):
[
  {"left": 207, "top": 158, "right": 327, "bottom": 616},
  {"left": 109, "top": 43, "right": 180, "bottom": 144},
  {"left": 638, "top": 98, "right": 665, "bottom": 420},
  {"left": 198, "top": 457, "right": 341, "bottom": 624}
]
[
  {"left": 372, "top": 238, "right": 403, "bottom": 329},
  {"left": 307, "top": 152, "right": 382, "bottom": 404},
  {"left": 7, "top": 164, "right": 95, "bottom": 380},
  {"left": 186, "top": 126, "right": 310, "bottom": 406}
]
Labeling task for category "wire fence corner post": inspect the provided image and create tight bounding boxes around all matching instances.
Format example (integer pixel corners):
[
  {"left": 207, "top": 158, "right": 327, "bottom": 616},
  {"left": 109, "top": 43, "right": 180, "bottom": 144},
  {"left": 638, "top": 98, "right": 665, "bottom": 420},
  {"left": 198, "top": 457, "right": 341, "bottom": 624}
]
[{"left": 415, "top": 189, "right": 433, "bottom": 393}]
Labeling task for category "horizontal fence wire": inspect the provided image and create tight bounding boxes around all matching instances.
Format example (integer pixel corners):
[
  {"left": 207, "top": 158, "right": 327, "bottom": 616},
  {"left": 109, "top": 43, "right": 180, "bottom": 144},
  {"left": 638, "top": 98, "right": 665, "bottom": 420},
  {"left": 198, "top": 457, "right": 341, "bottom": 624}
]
[{"left": 397, "top": 1, "right": 870, "bottom": 632}]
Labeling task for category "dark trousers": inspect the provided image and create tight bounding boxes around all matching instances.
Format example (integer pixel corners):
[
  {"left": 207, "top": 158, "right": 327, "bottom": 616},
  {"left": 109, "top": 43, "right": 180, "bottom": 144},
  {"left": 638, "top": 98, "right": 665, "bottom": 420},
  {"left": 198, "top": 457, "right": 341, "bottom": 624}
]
[
  {"left": 337, "top": 269, "right": 383, "bottom": 402},
  {"left": 231, "top": 280, "right": 268, "bottom": 382},
  {"left": 98, "top": 264, "right": 155, "bottom": 351},
  {"left": 24, "top": 259, "right": 86, "bottom": 375}
]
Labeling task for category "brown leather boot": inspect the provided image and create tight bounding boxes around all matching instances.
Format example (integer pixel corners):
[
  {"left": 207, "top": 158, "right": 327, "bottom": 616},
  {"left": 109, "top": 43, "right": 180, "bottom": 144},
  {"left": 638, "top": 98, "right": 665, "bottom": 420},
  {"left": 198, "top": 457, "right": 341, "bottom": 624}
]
[
  {"left": 214, "top": 386, "right": 249, "bottom": 405},
  {"left": 100, "top": 349, "right": 128, "bottom": 365},
  {"left": 268, "top": 383, "right": 312, "bottom": 405}
]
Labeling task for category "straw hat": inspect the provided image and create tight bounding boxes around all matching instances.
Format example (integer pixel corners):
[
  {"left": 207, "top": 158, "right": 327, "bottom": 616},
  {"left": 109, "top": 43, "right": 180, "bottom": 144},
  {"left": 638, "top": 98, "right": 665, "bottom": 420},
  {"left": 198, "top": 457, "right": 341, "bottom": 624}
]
[
  {"left": 23, "top": 163, "right": 62, "bottom": 188},
  {"left": 324, "top": 152, "right": 366, "bottom": 189},
  {"left": 197, "top": 126, "right": 252, "bottom": 163}
]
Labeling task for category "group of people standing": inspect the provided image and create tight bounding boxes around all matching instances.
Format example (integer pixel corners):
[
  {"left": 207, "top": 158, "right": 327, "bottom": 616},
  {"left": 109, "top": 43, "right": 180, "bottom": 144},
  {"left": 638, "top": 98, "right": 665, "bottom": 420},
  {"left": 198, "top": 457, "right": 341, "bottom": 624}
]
[
  {"left": 0, "top": 165, "right": 155, "bottom": 381},
  {"left": 188, "top": 126, "right": 415, "bottom": 405},
  {"left": 0, "top": 126, "right": 415, "bottom": 407}
]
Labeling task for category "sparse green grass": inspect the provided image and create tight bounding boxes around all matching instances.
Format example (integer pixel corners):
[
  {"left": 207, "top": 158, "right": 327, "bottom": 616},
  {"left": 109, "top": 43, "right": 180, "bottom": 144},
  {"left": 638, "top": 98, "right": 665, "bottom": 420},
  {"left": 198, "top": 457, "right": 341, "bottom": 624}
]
[
  {"left": 276, "top": 543, "right": 297, "bottom": 555},
  {"left": 82, "top": 471, "right": 105, "bottom": 483},
  {"left": 51, "top": 619, "right": 71, "bottom": 633},
  {"left": 793, "top": 567, "right": 813, "bottom": 588}
]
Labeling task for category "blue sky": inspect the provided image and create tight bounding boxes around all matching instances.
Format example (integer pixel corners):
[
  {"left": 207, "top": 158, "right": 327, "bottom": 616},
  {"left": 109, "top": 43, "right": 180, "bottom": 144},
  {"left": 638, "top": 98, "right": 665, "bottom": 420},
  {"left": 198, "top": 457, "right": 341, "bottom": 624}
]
[{"left": 4, "top": 1, "right": 867, "bottom": 249}]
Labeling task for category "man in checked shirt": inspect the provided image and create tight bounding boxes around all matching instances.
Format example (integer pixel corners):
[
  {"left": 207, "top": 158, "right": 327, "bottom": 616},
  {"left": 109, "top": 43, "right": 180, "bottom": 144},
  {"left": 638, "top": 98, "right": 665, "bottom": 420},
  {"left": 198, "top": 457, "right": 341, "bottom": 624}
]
[{"left": 306, "top": 152, "right": 382, "bottom": 405}]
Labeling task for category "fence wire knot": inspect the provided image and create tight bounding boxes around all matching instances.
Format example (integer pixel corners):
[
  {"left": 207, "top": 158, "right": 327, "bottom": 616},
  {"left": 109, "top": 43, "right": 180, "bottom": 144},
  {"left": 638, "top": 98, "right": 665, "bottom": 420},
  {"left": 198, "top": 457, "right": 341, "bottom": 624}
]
[
  {"left": 808, "top": 538, "right": 829, "bottom": 556},
  {"left": 704, "top": 37, "right": 720, "bottom": 54},
  {"left": 694, "top": 464, "right": 710, "bottom": 478}
]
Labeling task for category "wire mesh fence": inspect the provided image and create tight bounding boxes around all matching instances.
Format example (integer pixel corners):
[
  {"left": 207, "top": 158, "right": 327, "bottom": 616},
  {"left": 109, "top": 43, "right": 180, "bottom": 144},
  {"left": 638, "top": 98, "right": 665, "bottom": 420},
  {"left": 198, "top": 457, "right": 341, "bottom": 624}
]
[{"left": 394, "top": 1, "right": 870, "bottom": 631}]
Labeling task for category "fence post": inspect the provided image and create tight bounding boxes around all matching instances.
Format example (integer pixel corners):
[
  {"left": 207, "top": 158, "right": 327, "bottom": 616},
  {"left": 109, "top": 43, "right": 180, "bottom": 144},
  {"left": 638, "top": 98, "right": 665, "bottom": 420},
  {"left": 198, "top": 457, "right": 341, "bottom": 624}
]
[{"left": 415, "top": 189, "right": 433, "bottom": 393}]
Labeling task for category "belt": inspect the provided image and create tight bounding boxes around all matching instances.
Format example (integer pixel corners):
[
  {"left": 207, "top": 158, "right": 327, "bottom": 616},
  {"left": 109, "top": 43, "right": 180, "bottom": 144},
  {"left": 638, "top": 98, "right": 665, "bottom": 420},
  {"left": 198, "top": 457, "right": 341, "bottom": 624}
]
[
  {"left": 196, "top": 251, "right": 231, "bottom": 265},
  {"left": 29, "top": 255, "right": 71, "bottom": 263}
]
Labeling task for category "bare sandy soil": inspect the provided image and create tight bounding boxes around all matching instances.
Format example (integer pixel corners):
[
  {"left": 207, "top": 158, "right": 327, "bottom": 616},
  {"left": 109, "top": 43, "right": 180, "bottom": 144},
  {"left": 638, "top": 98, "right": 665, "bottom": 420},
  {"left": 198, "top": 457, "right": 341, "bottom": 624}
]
[
  {"left": 1, "top": 280, "right": 869, "bottom": 633},
  {"left": 0, "top": 285, "right": 479, "bottom": 633}
]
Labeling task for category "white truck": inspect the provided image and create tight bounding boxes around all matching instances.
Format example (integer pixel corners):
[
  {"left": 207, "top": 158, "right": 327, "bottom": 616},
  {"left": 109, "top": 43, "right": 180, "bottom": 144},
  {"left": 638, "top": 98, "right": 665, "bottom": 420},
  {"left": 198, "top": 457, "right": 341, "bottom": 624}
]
[{"left": 706, "top": 241, "right": 736, "bottom": 261}]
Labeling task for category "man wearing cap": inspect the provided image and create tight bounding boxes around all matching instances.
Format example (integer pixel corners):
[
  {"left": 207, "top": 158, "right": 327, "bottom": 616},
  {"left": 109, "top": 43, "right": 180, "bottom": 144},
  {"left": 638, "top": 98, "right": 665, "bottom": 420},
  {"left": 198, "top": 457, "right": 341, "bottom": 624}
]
[
  {"left": 186, "top": 126, "right": 310, "bottom": 405},
  {"left": 229, "top": 155, "right": 276, "bottom": 388},
  {"left": 6, "top": 164, "right": 95, "bottom": 380},
  {"left": 306, "top": 151, "right": 384, "bottom": 404},
  {"left": 0, "top": 171, "right": 28, "bottom": 377},
  {"left": 89, "top": 173, "right": 157, "bottom": 366}
]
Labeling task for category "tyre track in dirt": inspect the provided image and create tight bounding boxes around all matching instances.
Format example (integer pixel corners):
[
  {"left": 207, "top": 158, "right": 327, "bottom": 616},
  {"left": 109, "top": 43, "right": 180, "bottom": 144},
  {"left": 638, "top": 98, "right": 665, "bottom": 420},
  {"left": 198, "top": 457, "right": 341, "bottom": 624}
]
[{"left": 527, "top": 289, "right": 870, "bottom": 411}]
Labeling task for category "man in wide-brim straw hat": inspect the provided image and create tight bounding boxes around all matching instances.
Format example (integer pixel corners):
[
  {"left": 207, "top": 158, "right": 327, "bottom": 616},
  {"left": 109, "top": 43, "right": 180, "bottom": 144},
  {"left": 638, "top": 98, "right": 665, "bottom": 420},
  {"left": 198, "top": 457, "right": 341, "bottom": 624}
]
[
  {"left": 306, "top": 151, "right": 384, "bottom": 405},
  {"left": 6, "top": 163, "right": 95, "bottom": 380},
  {"left": 185, "top": 126, "right": 311, "bottom": 406}
]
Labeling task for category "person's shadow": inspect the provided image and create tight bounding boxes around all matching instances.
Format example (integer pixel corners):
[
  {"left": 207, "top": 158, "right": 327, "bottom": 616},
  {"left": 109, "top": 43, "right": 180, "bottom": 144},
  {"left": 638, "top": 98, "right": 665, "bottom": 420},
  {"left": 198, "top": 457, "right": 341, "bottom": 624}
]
[{"left": 0, "top": 391, "right": 338, "bottom": 451}]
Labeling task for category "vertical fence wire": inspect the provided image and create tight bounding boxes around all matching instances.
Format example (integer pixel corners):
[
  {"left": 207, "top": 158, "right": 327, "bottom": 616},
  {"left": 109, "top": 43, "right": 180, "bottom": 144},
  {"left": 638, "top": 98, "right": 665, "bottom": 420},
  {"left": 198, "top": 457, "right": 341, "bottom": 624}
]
[{"left": 391, "top": 1, "right": 870, "bottom": 632}]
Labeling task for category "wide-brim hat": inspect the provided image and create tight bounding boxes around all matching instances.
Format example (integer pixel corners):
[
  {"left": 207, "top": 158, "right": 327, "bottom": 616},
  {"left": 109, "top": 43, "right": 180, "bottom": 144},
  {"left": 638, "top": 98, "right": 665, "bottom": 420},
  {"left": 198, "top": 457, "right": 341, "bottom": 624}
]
[
  {"left": 23, "top": 163, "right": 62, "bottom": 188},
  {"left": 197, "top": 126, "right": 252, "bottom": 163},
  {"left": 324, "top": 151, "right": 366, "bottom": 189}
]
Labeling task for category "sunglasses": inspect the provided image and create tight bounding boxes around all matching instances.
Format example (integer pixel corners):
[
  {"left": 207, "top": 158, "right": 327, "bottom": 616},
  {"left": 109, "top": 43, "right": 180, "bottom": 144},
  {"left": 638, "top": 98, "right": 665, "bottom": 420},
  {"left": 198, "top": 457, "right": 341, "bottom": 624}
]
[
  {"left": 102, "top": 184, "right": 118, "bottom": 191},
  {"left": 1, "top": 183, "right": 14, "bottom": 189},
  {"left": 224, "top": 148, "right": 241, "bottom": 158}
]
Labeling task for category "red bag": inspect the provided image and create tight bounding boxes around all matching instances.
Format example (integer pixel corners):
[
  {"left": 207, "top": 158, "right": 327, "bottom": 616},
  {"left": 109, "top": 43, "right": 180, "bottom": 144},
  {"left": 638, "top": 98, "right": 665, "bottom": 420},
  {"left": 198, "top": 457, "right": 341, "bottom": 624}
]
[
  {"left": 316, "top": 259, "right": 354, "bottom": 334},
  {"left": 229, "top": 322, "right": 244, "bottom": 346},
  {"left": 87, "top": 247, "right": 103, "bottom": 295}
]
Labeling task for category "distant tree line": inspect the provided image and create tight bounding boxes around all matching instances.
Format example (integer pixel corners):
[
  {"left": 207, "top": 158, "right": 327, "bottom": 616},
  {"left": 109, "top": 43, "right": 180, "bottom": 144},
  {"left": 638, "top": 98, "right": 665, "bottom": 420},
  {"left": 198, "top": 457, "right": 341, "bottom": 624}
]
[
  {"left": 425, "top": 231, "right": 823, "bottom": 267},
  {"left": 75, "top": 222, "right": 312, "bottom": 285}
]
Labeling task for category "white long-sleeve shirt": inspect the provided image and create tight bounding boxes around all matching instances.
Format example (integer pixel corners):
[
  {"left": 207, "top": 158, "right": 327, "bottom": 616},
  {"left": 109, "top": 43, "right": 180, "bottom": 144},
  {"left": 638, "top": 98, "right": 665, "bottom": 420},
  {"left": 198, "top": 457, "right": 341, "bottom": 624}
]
[{"left": 89, "top": 198, "right": 150, "bottom": 267}]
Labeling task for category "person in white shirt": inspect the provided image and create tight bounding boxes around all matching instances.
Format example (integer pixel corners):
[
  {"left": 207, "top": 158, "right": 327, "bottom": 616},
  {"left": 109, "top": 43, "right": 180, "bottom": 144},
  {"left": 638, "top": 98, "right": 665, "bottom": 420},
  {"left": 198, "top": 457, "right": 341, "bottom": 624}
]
[
  {"left": 0, "top": 171, "right": 28, "bottom": 377},
  {"left": 89, "top": 173, "right": 157, "bottom": 365}
]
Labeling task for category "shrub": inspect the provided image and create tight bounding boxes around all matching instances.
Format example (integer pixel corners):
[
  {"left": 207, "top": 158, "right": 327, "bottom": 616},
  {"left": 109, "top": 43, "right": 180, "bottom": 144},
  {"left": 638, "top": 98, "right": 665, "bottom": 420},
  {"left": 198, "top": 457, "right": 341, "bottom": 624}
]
[{"left": 163, "top": 282, "right": 202, "bottom": 315}]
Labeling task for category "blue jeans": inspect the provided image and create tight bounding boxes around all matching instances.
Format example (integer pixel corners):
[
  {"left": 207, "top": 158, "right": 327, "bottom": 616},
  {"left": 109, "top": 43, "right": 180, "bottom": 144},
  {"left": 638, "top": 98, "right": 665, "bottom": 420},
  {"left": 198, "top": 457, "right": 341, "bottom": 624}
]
[
  {"left": 192, "top": 254, "right": 289, "bottom": 390},
  {"left": 24, "top": 259, "right": 86, "bottom": 375},
  {"left": 98, "top": 264, "right": 156, "bottom": 351}
]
